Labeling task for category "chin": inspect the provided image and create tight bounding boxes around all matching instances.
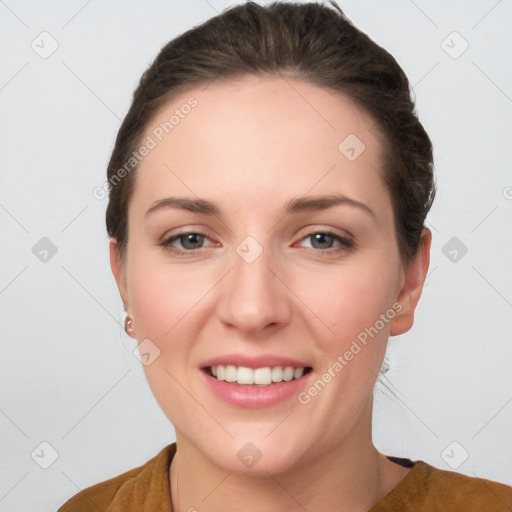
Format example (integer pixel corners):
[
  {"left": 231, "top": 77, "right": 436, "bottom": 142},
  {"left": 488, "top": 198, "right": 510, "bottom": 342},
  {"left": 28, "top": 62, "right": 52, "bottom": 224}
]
[{"left": 203, "top": 435, "right": 307, "bottom": 477}]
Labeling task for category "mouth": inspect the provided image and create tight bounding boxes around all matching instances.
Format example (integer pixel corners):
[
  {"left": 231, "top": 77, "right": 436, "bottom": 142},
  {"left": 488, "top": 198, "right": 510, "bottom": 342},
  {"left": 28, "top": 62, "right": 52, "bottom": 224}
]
[{"left": 202, "top": 365, "right": 313, "bottom": 387}]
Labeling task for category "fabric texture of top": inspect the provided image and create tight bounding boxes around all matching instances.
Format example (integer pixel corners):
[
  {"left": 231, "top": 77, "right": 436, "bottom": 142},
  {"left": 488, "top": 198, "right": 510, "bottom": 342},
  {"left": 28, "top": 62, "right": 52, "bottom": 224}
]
[{"left": 57, "top": 442, "right": 512, "bottom": 511}]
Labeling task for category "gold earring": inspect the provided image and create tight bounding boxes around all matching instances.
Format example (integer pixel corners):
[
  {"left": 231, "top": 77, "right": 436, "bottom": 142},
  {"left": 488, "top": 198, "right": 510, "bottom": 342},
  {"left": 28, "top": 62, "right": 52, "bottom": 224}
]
[{"left": 124, "top": 314, "right": 135, "bottom": 335}]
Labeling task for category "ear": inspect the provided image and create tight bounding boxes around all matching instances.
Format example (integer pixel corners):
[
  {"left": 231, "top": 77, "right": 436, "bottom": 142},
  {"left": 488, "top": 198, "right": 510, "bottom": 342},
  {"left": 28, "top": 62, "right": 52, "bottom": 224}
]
[
  {"left": 109, "top": 238, "right": 129, "bottom": 312},
  {"left": 389, "top": 227, "right": 432, "bottom": 336}
]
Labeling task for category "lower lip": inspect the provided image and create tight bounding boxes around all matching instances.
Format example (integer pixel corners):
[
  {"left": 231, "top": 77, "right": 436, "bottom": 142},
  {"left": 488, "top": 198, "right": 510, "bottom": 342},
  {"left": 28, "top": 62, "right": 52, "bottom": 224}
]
[{"left": 201, "top": 369, "right": 313, "bottom": 409}]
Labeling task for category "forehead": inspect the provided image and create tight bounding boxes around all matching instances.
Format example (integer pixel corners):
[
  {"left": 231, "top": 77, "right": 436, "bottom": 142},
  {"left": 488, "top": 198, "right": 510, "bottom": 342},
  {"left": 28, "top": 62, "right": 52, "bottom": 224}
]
[{"left": 130, "top": 75, "right": 391, "bottom": 222}]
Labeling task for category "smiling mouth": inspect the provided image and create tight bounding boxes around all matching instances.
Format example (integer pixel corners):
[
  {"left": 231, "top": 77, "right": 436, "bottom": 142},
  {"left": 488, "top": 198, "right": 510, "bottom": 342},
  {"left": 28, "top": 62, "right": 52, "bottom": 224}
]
[{"left": 202, "top": 365, "right": 313, "bottom": 387}]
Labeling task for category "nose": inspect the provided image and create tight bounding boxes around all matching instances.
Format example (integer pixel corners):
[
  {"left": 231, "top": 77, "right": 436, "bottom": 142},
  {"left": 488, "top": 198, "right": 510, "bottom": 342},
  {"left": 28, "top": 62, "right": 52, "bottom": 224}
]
[{"left": 217, "top": 239, "right": 292, "bottom": 336}]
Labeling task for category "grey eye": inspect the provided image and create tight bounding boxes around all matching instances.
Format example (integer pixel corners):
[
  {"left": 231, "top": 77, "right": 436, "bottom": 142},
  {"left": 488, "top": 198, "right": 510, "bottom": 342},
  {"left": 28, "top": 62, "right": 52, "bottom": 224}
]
[
  {"left": 309, "top": 233, "right": 336, "bottom": 249},
  {"left": 178, "top": 233, "right": 205, "bottom": 250}
]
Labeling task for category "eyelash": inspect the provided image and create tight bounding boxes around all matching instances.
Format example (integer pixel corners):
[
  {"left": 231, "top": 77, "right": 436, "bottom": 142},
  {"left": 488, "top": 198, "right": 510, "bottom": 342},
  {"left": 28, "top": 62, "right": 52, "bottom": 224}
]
[{"left": 160, "top": 229, "right": 355, "bottom": 257}]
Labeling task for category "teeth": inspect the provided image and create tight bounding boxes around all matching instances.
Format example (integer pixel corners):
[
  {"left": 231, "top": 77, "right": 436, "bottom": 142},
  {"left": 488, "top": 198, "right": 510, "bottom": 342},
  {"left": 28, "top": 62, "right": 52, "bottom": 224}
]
[
  {"left": 209, "top": 365, "right": 308, "bottom": 386},
  {"left": 225, "top": 365, "right": 237, "bottom": 382}
]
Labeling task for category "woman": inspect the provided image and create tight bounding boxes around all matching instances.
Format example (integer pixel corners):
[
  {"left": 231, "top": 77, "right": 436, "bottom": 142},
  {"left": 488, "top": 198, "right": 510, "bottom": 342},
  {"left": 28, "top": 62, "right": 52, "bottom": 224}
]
[{"left": 58, "top": 2, "right": 512, "bottom": 510}]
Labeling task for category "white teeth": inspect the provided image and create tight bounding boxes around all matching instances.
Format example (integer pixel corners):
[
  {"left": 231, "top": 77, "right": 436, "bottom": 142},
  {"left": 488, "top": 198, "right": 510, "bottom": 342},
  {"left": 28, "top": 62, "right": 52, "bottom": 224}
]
[
  {"left": 209, "top": 365, "right": 308, "bottom": 386},
  {"left": 271, "top": 366, "right": 283, "bottom": 382},
  {"left": 293, "top": 367, "right": 304, "bottom": 379},
  {"left": 283, "top": 367, "right": 294, "bottom": 381},
  {"left": 254, "top": 367, "right": 272, "bottom": 385},
  {"left": 225, "top": 365, "right": 237, "bottom": 382},
  {"left": 237, "top": 366, "right": 254, "bottom": 384}
]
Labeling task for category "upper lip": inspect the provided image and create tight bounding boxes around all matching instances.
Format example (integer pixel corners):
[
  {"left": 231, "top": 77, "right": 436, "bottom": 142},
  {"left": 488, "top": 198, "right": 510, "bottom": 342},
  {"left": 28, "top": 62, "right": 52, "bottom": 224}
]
[{"left": 201, "top": 353, "right": 312, "bottom": 370}]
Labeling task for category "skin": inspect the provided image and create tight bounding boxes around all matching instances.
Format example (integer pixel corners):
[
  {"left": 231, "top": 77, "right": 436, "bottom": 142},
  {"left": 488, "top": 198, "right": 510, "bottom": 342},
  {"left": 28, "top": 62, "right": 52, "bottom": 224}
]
[{"left": 110, "top": 75, "right": 431, "bottom": 512}]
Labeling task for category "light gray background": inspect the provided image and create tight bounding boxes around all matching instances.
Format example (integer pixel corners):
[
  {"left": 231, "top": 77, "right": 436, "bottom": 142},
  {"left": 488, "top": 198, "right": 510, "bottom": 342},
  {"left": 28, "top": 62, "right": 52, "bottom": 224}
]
[{"left": 1, "top": 0, "right": 511, "bottom": 510}]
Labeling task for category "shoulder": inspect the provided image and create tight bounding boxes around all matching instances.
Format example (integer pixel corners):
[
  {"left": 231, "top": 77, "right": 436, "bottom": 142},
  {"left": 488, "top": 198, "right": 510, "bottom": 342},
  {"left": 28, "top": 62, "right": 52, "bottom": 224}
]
[
  {"left": 425, "top": 462, "right": 512, "bottom": 510},
  {"left": 57, "top": 443, "right": 175, "bottom": 512},
  {"left": 386, "top": 460, "right": 512, "bottom": 511}
]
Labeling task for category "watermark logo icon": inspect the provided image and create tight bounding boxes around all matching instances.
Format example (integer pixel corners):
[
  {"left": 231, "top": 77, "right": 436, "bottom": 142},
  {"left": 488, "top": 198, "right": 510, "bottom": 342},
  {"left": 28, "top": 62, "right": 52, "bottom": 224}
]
[
  {"left": 442, "top": 236, "right": 468, "bottom": 263},
  {"left": 237, "top": 442, "right": 262, "bottom": 468},
  {"left": 441, "top": 441, "right": 469, "bottom": 469},
  {"left": 31, "top": 441, "right": 59, "bottom": 469},
  {"left": 31, "top": 31, "right": 59, "bottom": 59},
  {"left": 32, "top": 237, "right": 58, "bottom": 263},
  {"left": 133, "top": 338, "right": 161, "bottom": 366},
  {"left": 236, "top": 236, "right": 263, "bottom": 264},
  {"left": 338, "top": 134, "right": 366, "bottom": 161},
  {"left": 441, "top": 31, "right": 469, "bottom": 59}
]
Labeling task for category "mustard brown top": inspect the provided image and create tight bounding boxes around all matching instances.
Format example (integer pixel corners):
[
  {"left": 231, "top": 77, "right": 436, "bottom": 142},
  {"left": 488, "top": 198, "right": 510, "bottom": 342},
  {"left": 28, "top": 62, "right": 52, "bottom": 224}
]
[{"left": 58, "top": 443, "right": 512, "bottom": 511}]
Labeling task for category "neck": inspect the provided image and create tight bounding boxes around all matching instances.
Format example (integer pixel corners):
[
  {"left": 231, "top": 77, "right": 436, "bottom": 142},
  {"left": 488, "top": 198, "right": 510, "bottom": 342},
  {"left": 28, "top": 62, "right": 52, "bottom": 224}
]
[{"left": 169, "top": 399, "right": 411, "bottom": 512}]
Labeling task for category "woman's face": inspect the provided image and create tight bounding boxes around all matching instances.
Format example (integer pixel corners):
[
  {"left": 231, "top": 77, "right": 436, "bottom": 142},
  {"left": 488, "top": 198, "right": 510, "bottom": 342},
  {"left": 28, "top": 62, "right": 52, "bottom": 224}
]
[{"left": 111, "top": 75, "right": 430, "bottom": 474}]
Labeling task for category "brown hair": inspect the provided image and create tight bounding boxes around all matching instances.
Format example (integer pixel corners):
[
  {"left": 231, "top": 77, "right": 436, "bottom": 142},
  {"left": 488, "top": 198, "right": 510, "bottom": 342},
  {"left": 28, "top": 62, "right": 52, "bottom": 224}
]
[{"left": 106, "top": 1, "right": 435, "bottom": 266}]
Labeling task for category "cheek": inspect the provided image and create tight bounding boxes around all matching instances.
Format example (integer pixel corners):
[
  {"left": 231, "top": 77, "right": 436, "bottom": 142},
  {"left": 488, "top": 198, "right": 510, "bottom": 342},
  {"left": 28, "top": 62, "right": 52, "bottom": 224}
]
[
  {"left": 125, "top": 248, "right": 221, "bottom": 406},
  {"left": 125, "top": 249, "right": 210, "bottom": 422},
  {"left": 126, "top": 246, "right": 211, "bottom": 340},
  {"left": 300, "top": 257, "right": 399, "bottom": 349}
]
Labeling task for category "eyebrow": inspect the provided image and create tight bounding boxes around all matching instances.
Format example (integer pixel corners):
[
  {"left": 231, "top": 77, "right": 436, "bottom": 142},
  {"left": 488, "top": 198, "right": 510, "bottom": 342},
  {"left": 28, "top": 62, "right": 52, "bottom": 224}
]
[{"left": 144, "top": 194, "right": 376, "bottom": 220}]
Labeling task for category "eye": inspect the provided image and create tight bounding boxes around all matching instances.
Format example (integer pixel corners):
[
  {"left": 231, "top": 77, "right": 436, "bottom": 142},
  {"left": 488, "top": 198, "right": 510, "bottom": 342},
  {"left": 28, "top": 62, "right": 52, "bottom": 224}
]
[
  {"left": 160, "top": 229, "right": 354, "bottom": 257},
  {"left": 298, "top": 230, "right": 354, "bottom": 255},
  {"left": 161, "top": 230, "right": 216, "bottom": 255}
]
